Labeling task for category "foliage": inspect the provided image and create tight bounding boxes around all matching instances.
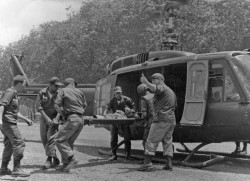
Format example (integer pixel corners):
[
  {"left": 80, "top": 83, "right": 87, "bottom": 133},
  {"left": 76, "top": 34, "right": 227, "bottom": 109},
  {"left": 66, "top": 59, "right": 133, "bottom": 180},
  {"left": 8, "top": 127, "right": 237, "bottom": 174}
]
[{"left": 0, "top": 0, "right": 250, "bottom": 91}]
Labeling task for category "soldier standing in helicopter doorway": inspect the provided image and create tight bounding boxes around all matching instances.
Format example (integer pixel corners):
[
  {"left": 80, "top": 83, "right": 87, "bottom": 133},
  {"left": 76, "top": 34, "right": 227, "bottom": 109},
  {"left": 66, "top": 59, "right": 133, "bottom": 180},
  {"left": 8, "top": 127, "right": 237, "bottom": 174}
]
[{"left": 105, "top": 86, "right": 135, "bottom": 161}]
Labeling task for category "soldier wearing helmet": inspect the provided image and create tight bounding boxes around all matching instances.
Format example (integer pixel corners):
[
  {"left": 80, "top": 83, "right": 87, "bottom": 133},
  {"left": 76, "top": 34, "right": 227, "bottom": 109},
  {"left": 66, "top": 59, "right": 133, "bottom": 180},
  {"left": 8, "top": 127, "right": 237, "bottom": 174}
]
[{"left": 137, "top": 84, "right": 154, "bottom": 150}]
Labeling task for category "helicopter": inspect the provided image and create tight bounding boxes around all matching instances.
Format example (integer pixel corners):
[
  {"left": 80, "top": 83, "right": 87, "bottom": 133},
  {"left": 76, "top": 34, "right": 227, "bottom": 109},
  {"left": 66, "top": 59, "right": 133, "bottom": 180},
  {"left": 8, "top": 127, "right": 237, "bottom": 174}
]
[{"left": 9, "top": 47, "right": 250, "bottom": 168}]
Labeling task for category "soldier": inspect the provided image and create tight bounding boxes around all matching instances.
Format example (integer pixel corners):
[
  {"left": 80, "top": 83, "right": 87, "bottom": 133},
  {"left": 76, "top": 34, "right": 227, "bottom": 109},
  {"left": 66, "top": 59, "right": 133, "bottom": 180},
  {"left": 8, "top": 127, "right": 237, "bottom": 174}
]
[
  {"left": 0, "top": 75, "right": 33, "bottom": 177},
  {"left": 138, "top": 73, "right": 176, "bottom": 171},
  {"left": 37, "top": 77, "right": 63, "bottom": 169},
  {"left": 54, "top": 78, "right": 86, "bottom": 172},
  {"left": 105, "top": 86, "right": 135, "bottom": 161},
  {"left": 137, "top": 84, "right": 154, "bottom": 150}
]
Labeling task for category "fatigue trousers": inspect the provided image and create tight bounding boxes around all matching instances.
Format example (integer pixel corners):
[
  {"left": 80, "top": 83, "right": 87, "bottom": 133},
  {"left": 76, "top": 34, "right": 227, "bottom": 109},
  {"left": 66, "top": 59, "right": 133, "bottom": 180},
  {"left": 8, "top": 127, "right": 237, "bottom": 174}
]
[
  {"left": 40, "top": 116, "right": 58, "bottom": 157},
  {"left": 54, "top": 114, "right": 83, "bottom": 164},
  {"left": 110, "top": 124, "right": 131, "bottom": 155},
  {"left": 145, "top": 121, "right": 176, "bottom": 157},
  {"left": 142, "top": 123, "right": 151, "bottom": 150},
  {"left": 1, "top": 121, "right": 25, "bottom": 163}
]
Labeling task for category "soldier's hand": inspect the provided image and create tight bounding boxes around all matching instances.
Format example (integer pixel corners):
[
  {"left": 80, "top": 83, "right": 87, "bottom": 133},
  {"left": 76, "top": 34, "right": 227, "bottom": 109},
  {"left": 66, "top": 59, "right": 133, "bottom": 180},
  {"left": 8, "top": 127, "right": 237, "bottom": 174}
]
[
  {"left": 140, "top": 74, "right": 147, "bottom": 84},
  {"left": 26, "top": 119, "right": 33, "bottom": 126},
  {"left": 125, "top": 107, "right": 131, "bottom": 114},
  {"left": 46, "top": 118, "right": 53, "bottom": 126}
]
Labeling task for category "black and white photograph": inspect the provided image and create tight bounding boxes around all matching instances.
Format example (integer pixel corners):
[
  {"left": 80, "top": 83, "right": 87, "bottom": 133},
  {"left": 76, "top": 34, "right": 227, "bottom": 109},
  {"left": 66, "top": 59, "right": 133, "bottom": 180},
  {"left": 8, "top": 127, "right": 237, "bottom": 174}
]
[{"left": 1, "top": 0, "right": 250, "bottom": 180}]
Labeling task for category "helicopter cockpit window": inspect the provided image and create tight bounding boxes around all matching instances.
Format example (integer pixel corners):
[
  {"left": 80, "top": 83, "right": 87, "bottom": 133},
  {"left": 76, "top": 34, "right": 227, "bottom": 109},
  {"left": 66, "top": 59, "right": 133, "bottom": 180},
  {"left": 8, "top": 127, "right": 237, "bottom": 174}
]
[
  {"left": 208, "top": 63, "right": 223, "bottom": 102},
  {"left": 224, "top": 70, "right": 240, "bottom": 101}
]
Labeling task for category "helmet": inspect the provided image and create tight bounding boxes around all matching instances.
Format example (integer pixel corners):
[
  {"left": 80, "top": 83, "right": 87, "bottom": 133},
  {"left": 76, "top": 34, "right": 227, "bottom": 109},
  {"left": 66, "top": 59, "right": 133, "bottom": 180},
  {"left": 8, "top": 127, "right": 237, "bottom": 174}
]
[{"left": 137, "top": 84, "right": 148, "bottom": 95}]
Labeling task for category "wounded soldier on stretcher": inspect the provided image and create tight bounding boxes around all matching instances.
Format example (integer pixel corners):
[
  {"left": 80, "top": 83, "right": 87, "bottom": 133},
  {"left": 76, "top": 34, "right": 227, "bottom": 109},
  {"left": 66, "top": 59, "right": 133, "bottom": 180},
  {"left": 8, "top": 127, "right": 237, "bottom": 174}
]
[{"left": 86, "top": 109, "right": 140, "bottom": 125}]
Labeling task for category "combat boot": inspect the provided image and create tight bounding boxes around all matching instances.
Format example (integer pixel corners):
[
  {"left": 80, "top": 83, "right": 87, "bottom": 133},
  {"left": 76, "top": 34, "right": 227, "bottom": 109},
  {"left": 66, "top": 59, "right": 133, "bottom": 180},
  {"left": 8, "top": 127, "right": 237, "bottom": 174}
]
[
  {"left": 108, "top": 155, "right": 117, "bottom": 161},
  {"left": 0, "top": 161, "right": 11, "bottom": 175},
  {"left": 162, "top": 156, "right": 173, "bottom": 171},
  {"left": 137, "top": 155, "right": 154, "bottom": 171},
  {"left": 43, "top": 156, "right": 52, "bottom": 169},
  {"left": 126, "top": 150, "right": 133, "bottom": 161},
  {"left": 12, "top": 160, "right": 30, "bottom": 177},
  {"left": 56, "top": 163, "right": 68, "bottom": 171},
  {"left": 240, "top": 143, "right": 248, "bottom": 155},
  {"left": 63, "top": 156, "right": 78, "bottom": 173},
  {"left": 52, "top": 156, "right": 60, "bottom": 167}
]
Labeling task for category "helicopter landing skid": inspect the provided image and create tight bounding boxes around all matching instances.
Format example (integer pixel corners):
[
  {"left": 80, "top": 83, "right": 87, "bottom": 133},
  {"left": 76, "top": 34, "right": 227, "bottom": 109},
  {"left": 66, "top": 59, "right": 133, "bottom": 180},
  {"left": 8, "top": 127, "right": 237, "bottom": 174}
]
[
  {"left": 177, "top": 148, "right": 250, "bottom": 159},
  {"left": 180, "top": 142, "right": 225, "bottom": 168}
]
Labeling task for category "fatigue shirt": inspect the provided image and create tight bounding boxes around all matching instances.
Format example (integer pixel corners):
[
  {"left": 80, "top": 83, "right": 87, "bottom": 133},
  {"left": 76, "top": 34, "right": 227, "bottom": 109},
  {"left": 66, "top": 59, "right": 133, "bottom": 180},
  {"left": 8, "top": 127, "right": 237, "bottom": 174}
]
[
  {"left": 153, "top": 83, "right": 176, "bottom": 123},
  {"left": 0, "top": 88, "right": 19, "bottom": 124},
  {"left": 140, "top": 93, "right": 154, "bottom": 126},
  {"left": 107, "top": 95, "right": 134, "bottom": 113},
  {"left": 37, "top": 87, "right": 58, "bottom": 119},
  {"left": 54, "top": 87, "right": 87, "bottom": 116}
]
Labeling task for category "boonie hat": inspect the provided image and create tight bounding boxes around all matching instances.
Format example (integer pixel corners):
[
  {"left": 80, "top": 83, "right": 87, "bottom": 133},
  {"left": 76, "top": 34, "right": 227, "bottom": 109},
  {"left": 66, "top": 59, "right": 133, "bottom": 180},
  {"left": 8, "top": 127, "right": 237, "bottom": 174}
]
[
  {"left": 150, "top": 73, "right": 164, "bottom": 80},
  {"left": 114, "top": 86, "right": 122, "bottom": 93},
  {"left": 64, "top": 78, "right": 78, "bottom": 86},
  {"left": 49, "top": 77, "right": 63, "bottom": 86}
]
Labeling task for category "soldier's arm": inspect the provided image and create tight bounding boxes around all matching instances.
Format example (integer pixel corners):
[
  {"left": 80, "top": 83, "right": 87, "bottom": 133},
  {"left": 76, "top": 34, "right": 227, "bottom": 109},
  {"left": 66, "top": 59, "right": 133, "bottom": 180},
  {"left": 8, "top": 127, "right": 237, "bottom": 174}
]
[
  {"left": 17, "top": 112, "right": 33, "bottom": 126},
  {"left": 54, "top": 90, "right": 65, "bottom": 121},
  {"left": 127, "top": 97, "right": 135, "bottom": 111},
  {"left": 0, "top": 106, "right": 4, "bottom": 129},
  {"left": 141, "top": 99, "right": 148, "bottom": 118},
  {"left": 140, "top": 74, "right": 156, "bottom": 92},
  {"left": 0, "top": 91, "right": 13, "bottom": 128},
  {"left": 36, "top": 94, "right": 52, "bottom": 125}
]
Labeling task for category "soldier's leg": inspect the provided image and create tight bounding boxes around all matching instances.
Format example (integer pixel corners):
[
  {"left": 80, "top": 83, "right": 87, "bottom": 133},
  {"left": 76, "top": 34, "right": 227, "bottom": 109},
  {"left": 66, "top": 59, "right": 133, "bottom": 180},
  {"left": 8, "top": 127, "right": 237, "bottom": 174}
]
[
  {"left": 63, "top": 117, "right": 84, "bottom": 172},
  {"left": 162, "top": 123, "right": 176, "bottom": 171},
  {"left": 242, "top": 142, "right": 247, "bottom": 152},
  {"left": 46, "top": 125, "right": 59, "bottom": 157},
  {"left": 3, "top": 123, "right": 29, "bottom": 177},
  {"left": 40, "top": 116, "right": 48, "bottom": 149},
  {"left": 0, "top": 131, "right": 13, "bottom": 175},
  {"left": 45, "top": 124, "right": 60, "bottom": 168},
  {"left": 144, "top": 122, "right": 166, "bottom": 156},
  {"left": 110, "top": 124, "right": 118, "bottom": 156},
  {"left": 121, "top": 124, "right": 131, "bottom": 159},
  {"left": 68, "top": 119, "right": 83, "bottom": 149},
  {"left": 142, "top": 125, "right": 151, "bottom": 151},
  {"left": 54, "top": 116, "right": 82, "bottom": 165},
  {"left": 162, "top": 123, "right": 176, "bottom": 157},
  {"left": 138, "top": 122, "right": 166, "bottom": 171}
]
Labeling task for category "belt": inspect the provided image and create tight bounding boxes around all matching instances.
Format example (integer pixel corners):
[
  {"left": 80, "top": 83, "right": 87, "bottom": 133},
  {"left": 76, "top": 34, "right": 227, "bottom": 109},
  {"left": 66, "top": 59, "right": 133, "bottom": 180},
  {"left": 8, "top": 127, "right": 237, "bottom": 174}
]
[{"left": 66, "top": 112, "right": 83, "bottom": 117}]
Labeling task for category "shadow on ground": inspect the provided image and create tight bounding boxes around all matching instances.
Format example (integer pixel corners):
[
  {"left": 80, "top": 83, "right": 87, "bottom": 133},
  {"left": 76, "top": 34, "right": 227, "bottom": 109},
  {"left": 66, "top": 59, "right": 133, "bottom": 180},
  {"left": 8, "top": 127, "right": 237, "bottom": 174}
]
[{"left": 74, "top": 144, "right": 250, "bottom": 175}]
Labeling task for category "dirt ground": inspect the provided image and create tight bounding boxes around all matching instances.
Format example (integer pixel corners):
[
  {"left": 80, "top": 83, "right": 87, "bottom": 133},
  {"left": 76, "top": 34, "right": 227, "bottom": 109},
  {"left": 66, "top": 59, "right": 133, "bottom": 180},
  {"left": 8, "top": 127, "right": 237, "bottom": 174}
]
[{"left": 1, "top": 123, "right": 250, "bottom": 181}]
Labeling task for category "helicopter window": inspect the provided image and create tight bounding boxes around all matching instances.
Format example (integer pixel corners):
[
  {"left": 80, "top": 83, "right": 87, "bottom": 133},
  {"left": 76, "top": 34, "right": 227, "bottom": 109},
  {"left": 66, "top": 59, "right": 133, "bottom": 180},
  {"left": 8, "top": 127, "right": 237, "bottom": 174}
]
[
  {"left": 232, "top": 55, "right": 250, "bottom": 98},
  {"left": 224, "top": 70, "right": 240, "bottom": 101},
  {"left": 111, "top": 61, "right": 122, "bottom": 72},
  {"left": 208, "top": 63, "right": 223, "bottom": 102},
  {"left": 100, "top": 83, "right": 111, "bottom": 107}
]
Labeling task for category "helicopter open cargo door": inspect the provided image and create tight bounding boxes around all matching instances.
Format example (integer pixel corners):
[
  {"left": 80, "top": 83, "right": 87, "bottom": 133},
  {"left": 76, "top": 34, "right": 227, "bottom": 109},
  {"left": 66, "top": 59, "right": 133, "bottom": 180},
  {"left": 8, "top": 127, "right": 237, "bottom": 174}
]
[
  {"left": 93, "top": 74, "right": 117, "bottom": 115},
  {"left": 180, "top": 60, "right": 209, "bottom": 126}
]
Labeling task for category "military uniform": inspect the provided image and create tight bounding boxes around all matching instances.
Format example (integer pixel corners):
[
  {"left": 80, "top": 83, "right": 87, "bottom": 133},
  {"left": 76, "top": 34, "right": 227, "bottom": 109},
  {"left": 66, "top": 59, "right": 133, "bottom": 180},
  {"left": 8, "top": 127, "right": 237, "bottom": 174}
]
[
  {"left": 140, "top": 93, "right": 154, "bottom": 149},
  {"left": 37, "top": 87, "right": 59, "bottom": 158},
  {"left": 145, "top": 83, "right": 176, "bottom": 157},
  {"left": 107, "top": 95, "right": 135, "bottom": 158},
  {"left": 0, "top": 88, "right": 25, "bottom": 165},
  {"left": 54, "top": 84, "right": 86, "bottom": 170}
]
